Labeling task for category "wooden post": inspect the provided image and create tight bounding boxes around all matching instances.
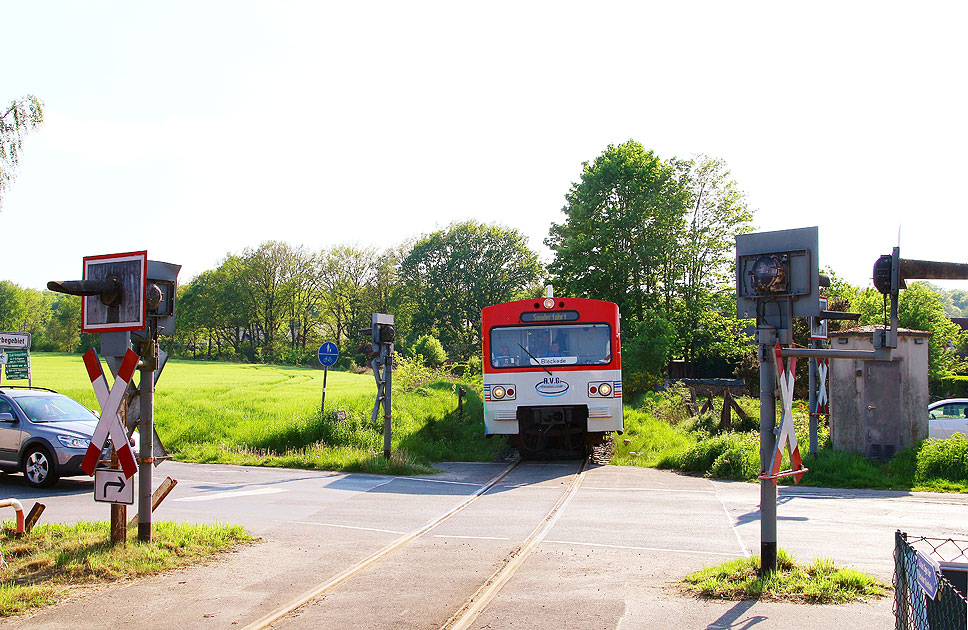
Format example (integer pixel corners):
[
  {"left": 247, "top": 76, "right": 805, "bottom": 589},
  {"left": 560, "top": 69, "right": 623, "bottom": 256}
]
[
  {"left": 110, "top": 448, "right": 126, "bottom": 545},
  {"left": 24, "top": 502, "right": 45, "bottom": 534},
  {"left": 720, "top": 390, "right": 733, "bottom": 432}
]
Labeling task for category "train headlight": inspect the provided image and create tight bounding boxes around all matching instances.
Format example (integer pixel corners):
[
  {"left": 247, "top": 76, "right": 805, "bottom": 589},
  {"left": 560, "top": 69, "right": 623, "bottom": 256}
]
[
  {"left": 492, "top": 386, "right": 506, "bottom": 400},
  {"left": 588, "top": 381, "right": 613, "bottom": 397}
]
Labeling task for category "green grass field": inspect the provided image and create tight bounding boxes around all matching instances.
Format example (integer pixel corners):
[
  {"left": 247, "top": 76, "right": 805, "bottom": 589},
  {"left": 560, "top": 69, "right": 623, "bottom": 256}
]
[{"left": 13, "top": 353, "right": 502, "bottom": 475}]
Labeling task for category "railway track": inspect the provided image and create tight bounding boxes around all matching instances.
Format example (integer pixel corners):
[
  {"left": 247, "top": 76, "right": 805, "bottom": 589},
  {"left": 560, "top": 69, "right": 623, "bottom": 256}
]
[{"left": 243, "top": 458, "right": 589, "bottom": 630}]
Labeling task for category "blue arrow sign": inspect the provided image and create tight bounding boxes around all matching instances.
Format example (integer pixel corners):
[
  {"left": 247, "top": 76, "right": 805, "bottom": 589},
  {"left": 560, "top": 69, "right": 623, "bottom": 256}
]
[{"left": 318, "top": 342, "right": 339, "bottom": 367}]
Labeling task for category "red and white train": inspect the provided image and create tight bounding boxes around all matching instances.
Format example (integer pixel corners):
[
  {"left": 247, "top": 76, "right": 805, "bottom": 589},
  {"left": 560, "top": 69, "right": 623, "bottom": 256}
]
[{"left": 481, "top": 293, "right": 623, "bottom": 455}]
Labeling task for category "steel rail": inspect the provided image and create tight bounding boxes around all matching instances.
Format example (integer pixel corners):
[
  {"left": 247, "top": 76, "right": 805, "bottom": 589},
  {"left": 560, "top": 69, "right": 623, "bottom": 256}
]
[
  {"left": 441, "top": 457, "right": 589, "bottom": 630},
  {"left": 242, "top": 459, "right": 521, "bottom": 630}
]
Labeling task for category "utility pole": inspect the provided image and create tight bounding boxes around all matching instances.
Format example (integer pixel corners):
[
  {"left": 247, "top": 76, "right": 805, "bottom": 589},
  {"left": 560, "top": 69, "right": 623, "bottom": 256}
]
[
  {"left": 757, "top": 327, "right": 778, "bottom": 574},
  {"left": 365, "top": 314, "right": 394, "bottom": 459},
  {"left": 138, "top": 327, "right": 158, "bottom": 542}
]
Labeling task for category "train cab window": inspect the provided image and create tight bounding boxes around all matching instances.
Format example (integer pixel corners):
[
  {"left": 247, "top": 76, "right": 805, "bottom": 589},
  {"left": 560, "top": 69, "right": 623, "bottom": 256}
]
[{"left": 490, "top": 323, "right": 612, "bottom": 368}]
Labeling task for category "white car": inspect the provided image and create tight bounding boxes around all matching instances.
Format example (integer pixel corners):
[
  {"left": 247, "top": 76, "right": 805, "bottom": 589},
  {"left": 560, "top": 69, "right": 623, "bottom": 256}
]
[{"left": 928, "top": 399, "right": 968, "bottom": 439}]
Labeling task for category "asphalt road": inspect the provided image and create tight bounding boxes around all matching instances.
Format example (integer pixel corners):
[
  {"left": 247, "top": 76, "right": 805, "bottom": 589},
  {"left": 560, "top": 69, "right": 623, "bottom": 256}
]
[{"left": 1, "top": 461, "right": 966, "bottom": 629}]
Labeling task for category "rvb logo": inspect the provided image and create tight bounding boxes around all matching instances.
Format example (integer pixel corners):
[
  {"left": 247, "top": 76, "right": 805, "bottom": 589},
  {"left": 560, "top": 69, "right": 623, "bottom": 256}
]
[{"left": 535, "top": 377, "right": 569, "bottom": 397}]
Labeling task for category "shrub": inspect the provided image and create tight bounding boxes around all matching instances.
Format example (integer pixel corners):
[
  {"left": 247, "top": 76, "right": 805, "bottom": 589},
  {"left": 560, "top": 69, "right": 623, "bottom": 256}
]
[
  {"left": 466, "top": 355, "right": 482, "bottom": 376},
  {"left": 939, "top": 375, "right": 968, "bottom": 398},
  {"left": 916, "top": 435, "right": 968, "bottom": 484},
  {"left": 710, "top": 434, "right": 760, "bottom": 480},
  {"left": 646, "top": 382, "right": 693, "bottom": 425},
  {"left": 679, "top": 411, "right": 718, "bottom": 437},
  {"left": 413, "top": 335, "right": 447, "bottom": 367},
  {"left": 675, "top": 433, "right": 746, "bottom": 474},
  {"left": 335, "top": 356, "right": 357, "bottom": 371},
  {"left": 392, "top": 352, "right": 452, "bottom": 392}
]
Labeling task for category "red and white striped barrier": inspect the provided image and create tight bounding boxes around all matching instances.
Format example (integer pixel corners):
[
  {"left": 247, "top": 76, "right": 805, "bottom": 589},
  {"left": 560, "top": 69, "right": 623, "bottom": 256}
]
[
  {"left": 761, "top": 342, "right": 807, "bottom": 484},
  {"left": 0, "top": 498, "right": 25, "bottom": 534},
  {"left": 80, "top": 349, "right": 139, "bottom": 478},
  {"left": 815, "top": 357, "right": 829, "bottom": 415}
]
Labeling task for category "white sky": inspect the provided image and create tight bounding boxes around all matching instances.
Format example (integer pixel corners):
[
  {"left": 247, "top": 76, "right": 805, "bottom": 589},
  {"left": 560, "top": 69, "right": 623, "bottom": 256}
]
[{"left": 2, "top": 1, "right": 966, "bottom": 291}]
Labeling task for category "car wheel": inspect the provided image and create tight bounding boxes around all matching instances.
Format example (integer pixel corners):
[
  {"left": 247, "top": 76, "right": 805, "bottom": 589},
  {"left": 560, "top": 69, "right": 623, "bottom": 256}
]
[{"left": 22, "top": 446, "right": 58, "bottom": 488}]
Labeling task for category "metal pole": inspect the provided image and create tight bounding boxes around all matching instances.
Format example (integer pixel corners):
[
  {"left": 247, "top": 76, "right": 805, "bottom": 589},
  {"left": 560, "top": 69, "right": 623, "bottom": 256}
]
[
  {"left": 758, "top": 330, "right": 777, "bottom": 575},
  {"left": 383, "top": 349, "right": 392, "bottom": 459},
  {"left": 138, "top": 335, "right": 157, "bottom": 542},
  {"left": 321, "top": 366, "right": 328, "bottom": 416},
  {"left": 808, "top": 341, "right": 818, "bottom": 456}
]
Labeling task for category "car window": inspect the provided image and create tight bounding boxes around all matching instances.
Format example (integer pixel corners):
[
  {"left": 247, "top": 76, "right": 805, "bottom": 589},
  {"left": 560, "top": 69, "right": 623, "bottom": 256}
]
[
  {"left": 0, "top": 398, "right": 13, "bottom": 416},
  {"left": 932, "top": 404, "right": 965, "bottom": 419},
  {"left": 938, "top": 404, "right": 968, "bottom": 419},
  {"left": 13, "top": 395, "right": 96, "bottom": 423}
]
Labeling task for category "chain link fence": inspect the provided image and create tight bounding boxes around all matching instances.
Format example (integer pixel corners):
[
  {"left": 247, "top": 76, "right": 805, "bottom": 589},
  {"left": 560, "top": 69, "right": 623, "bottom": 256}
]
[{"left": 894, "top": 530, "right": 968, "bottom": 629}]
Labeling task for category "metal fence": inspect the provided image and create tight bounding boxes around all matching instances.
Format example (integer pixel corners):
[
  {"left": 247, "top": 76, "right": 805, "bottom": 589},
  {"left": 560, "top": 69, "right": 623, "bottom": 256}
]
[{"left": 894, "top": 530, "right": 968, "bottom": 630}]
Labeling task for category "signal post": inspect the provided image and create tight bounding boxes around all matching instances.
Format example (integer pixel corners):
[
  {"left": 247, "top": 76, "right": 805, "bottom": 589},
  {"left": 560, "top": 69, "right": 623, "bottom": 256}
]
[{"left": 49, "top": 252, "right": 180, "bottom": 543}]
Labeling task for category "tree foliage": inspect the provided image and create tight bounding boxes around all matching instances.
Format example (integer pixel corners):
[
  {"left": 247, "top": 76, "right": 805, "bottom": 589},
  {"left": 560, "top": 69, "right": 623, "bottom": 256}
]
[
  {"left": 547, "top": 141, "right": 754, "bottom": 390},
  {"left": 402, "top": 221, "right": 541, "bottom": 360},
  {"left": 0, "top": 95, "right": 44, "bottom": 209},
  {"left": 547, "top": 140, "right": 687, "bottom": 321},
  {"left": 850, "top": 282, "right": 967, "bottom": 386},
  {"left": 413, "top": 334, "right": 447, "bottom": 367}
]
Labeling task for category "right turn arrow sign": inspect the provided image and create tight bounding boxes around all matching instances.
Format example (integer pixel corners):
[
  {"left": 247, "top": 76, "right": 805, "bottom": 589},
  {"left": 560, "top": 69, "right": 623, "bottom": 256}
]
[{"left": 94, "top": 469, "right": 135, "bottom": 505}]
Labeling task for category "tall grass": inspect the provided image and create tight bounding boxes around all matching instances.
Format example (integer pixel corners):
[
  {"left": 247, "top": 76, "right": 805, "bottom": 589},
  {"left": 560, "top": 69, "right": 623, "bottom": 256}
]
[
  {"left": 22, "top": 353, "right": 503, "bottom": 474},
  {"left": 610, "top": 406, "right": 696, "bottom": 467}
]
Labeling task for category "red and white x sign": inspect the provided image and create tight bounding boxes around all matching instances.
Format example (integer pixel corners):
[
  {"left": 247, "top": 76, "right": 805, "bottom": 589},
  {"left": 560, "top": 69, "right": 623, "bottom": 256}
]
[
  {"left": 80, "top": 349, "right": 139, "bottom": 478},
  {"left": 765, "top": 342, "right": 805, "bottom": 484}
]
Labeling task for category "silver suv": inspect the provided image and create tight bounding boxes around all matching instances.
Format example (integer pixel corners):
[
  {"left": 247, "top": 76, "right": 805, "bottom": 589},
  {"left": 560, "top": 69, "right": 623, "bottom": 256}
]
[{"left": 0, "top": 386, "right": 104, "bottom": 488}]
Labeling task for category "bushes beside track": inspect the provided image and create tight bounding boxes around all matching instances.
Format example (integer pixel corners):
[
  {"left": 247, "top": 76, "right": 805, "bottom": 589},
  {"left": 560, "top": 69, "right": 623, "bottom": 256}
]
[{"left": 614, "top": 386, "right": 968, "bottom": 493}]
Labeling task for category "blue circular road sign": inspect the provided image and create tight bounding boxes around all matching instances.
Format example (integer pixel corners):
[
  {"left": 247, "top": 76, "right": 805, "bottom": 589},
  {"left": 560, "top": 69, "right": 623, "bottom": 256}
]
[{"left": 318, "top": 342, "right": 339, "bottom": 367}]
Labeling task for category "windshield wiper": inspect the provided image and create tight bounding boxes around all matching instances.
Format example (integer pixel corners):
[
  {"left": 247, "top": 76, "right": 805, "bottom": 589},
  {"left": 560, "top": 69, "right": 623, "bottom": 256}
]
[{"left": 518, "top": 344, "right": 553, "bottom": 376}]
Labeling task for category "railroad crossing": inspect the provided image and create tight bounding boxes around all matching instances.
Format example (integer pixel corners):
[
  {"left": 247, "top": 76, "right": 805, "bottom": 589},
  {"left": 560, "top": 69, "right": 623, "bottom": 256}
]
[{"left": 4, "top": 460, "right": 966, "bottom": 629}]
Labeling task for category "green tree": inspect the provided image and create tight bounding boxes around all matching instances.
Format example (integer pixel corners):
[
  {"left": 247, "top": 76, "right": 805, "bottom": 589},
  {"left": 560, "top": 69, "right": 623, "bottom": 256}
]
[
  {"left": 1, "top": 95, "right": 44, "bottom": 209},
  {"left": 230, "top": 241, "right": 299, "bottom": 360},
  {"left": 546, "top": 140, "right": 688, "bottom": 321},
  {"left": 46, "top": 295, "right": 81, "bottom": 352},
  {"left": 670, "top": 155, "right": 754, "bottom": 371},
  {"left": 319, "top": 245, "right": 378, "bottom": 348},
  {"left": 674, "top": 156, "right": 754, "bottom": 299},
  {"left": 402, "top": 221, "right": 541, "bottom": 360},
  {"left": 852, "top": 282, "right": 966, "bottom": 388},
  {"left": 0, "top": 281, "right": 27, "bottom": 331},
  {"left": 950, "top": 289, "right": 968, "bottom": 318}
]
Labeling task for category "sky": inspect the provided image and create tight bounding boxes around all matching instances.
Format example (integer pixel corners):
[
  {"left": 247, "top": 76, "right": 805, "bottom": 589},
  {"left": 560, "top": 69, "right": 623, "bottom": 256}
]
[{"left": 2, "top": 1, "right": 967, "bottom": 292}]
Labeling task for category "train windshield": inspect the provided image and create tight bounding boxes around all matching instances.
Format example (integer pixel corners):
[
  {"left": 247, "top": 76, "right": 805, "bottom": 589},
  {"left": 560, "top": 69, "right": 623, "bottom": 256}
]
[{"left": 489, "top": 323, "right": 612, "bottom": 368}]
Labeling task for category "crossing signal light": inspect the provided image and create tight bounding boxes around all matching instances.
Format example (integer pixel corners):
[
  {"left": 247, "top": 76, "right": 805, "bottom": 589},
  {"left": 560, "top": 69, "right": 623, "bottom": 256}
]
[
  {"left": 873, "top": 254, "right": 895, "bottom": 295},
  {"left": 749, "top": 255, "right": 789, "bottom": 294}
]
